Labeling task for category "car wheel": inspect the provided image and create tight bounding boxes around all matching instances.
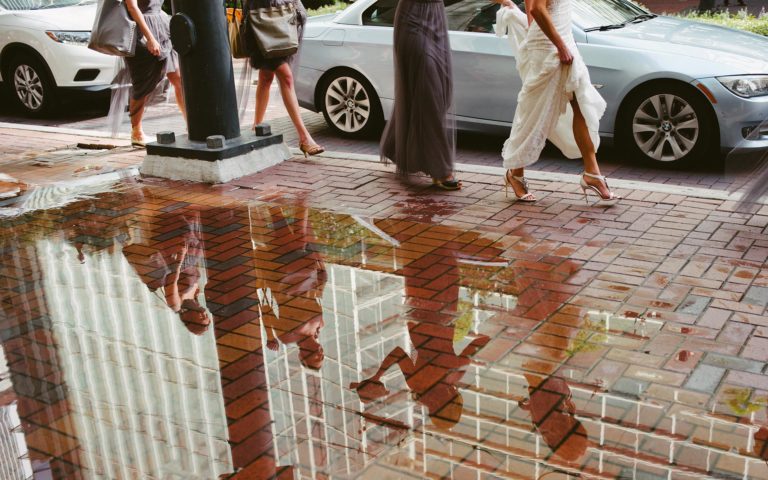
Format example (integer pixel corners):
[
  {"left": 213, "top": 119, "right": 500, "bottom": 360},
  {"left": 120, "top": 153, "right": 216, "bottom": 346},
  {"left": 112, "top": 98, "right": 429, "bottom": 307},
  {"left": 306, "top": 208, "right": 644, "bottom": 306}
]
[
  {"left": 319, "top": 70, "right": 383, "bottom": 138},
  {"left": 619, "top": 83, "right": 717, "bottom": 166},
  {"left": 5, "top": 54, "right": 57, "bottom": 116}
]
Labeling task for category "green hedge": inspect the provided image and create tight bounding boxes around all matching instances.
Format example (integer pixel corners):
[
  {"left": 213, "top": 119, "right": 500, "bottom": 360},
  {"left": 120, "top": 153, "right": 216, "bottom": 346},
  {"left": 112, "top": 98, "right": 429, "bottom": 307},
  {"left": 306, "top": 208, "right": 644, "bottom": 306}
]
[
  {"left": 677, "top": 9, "right": 768, "bottom": 36},
  {"left": 307, "top": 0, "right": 349, "bottom": 16}
]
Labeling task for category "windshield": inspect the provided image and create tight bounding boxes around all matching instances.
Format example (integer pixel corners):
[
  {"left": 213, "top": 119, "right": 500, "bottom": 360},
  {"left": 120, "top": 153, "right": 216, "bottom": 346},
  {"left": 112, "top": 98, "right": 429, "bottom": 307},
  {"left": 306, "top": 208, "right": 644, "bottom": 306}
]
[
  {"left": 0, "top": 0, "right": 94, "bottom": 10},
  {"left": 572, "top": 0, "right": 649, "bottom": 30}
]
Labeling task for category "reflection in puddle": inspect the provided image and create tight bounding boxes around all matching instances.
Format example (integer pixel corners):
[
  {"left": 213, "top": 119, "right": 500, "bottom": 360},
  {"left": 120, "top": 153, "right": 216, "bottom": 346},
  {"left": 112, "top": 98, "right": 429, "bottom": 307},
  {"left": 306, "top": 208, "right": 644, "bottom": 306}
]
[{"left": 0, "top": 185, "right": 767, "bottom": 479}]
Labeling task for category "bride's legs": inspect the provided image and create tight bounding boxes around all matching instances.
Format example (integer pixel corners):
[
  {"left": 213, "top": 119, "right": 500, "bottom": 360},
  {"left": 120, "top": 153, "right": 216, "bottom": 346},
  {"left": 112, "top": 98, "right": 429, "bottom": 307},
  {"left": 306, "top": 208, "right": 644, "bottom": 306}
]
[
  {"left": 505, "top": 167, "right": 534, "bottom": 200},
  {"left": 571, "top": 98, "right": 613, "bottom": 198}
]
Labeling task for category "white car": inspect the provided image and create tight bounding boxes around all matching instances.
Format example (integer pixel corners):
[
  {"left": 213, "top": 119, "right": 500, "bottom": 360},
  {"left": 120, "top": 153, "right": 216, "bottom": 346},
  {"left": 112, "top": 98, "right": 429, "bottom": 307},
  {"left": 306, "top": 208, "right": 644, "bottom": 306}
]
[{"left": 0, "top": 0, "right": 117, "bottom": 115}]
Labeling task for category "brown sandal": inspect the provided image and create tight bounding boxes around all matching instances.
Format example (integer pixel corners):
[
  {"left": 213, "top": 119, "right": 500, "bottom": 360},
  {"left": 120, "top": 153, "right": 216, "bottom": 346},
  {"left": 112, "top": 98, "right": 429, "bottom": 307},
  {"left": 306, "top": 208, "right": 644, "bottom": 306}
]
[{"left": 299, "top": 142, "right": 325, "bottom": 158}]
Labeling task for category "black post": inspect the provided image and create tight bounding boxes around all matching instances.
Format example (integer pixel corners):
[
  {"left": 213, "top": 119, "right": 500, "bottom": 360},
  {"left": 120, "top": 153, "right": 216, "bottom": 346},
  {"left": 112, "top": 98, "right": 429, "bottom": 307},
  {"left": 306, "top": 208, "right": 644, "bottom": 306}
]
[{"left": 170, "top": 0, "right": 240, "bottom": 141}]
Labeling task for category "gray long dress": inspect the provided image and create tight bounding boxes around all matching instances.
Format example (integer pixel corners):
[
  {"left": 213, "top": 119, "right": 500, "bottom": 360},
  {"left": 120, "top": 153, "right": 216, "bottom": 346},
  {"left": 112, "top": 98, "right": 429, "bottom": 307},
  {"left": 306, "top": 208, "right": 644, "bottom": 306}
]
[{"left": 379, "top": 0, "right": 456, "bottom": 180}]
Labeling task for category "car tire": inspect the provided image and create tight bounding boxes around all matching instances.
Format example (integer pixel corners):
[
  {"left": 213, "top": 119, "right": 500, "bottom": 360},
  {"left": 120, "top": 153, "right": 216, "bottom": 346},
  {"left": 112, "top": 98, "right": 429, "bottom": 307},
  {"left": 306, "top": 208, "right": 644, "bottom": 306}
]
[
  {"left": 319, "top": 69, "right": 383, "bottom": 138},
  {"left": 4, "top": 54, "right": 57, "bottom": 116},
  {"left": 618, "top": 82, "right": 717, "bottom": 166}
]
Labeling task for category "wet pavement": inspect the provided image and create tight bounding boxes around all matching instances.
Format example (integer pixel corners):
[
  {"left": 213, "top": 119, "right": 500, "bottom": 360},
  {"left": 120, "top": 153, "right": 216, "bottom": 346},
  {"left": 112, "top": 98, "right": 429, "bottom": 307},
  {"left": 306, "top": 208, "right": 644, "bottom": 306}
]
[
  {"left": 0, "top": 71, "right": 740, "bottom": 194},
  {"left": 1, "top": 151, "right": 768, "bottom": 479}
]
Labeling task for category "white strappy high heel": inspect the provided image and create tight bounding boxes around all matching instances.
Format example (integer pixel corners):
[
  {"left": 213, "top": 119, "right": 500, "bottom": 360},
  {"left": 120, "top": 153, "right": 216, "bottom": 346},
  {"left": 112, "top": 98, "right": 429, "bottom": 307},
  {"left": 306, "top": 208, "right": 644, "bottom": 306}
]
[
  {"left": 504, "top": 170, "right": 536, "bottom": 202},
  {"left": 580, "top": 172, "right": 621, "bottom": 206}
]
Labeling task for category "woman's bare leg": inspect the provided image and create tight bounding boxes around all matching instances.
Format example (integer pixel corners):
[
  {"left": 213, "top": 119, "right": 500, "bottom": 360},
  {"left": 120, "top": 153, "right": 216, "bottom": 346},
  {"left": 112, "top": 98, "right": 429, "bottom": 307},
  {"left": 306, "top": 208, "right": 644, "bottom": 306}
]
[
  {"left": 254, "top": 69, "right": 274, "bottom": 126},
  {"left": 129, "top": 96, "right": 147, "bottom": 140},
  {"left": 273, "top": 63, "right": 317, "bottom": 146},
  {"left": 505, "top": 167, "right": 534, "bottom": 199},
  {"left": 571, "top": 98, "right": 611, "bottom": 197},
  {"left": 167, "top": 71, "right": 186, "bottom": 120}
]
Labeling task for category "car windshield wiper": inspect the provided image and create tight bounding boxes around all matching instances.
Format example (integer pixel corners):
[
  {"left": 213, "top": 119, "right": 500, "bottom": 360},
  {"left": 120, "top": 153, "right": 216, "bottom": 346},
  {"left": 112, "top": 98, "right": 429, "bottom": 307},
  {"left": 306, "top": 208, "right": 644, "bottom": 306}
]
[
  {"left": 584, "top": 13, "right": 657, "bottom": 32},
  {"left": 622, "top": 13, "right": 657, "bottom": 25},
  {"left": 584, "top": 23, "right": 626, "bottom": 32}
]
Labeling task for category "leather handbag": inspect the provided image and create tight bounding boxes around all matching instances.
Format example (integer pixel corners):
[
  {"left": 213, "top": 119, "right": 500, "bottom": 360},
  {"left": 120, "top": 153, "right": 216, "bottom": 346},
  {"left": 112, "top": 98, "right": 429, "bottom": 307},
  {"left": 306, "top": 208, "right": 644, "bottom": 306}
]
[
  {"left": 247, "top": 2, "right": 299, "bottom": 59},
  {"left": 88, "top": 0, "right": 137, "bottom": 57},
  {"left": 228, "top": 1, "right": 249, "bottom": 59}
]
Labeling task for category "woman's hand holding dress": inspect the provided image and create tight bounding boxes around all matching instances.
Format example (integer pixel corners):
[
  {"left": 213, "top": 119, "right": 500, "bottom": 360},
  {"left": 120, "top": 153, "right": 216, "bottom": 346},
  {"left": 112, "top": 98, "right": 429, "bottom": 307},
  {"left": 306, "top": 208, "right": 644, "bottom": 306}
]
[
  {"left": 146, "top": 37, "right": 161, "bottom": 57},
  {"left": 557, "top": 45, "right": 573, "bottom": 65}
]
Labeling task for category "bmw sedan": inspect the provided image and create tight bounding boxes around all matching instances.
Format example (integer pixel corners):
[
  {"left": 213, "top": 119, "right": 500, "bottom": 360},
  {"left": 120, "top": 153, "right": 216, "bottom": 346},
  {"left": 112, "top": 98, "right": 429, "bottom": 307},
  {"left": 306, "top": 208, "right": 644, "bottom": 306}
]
[
  {"left": 295, "top": 0, "right": 768, "bottom": 164},
  {"left": 0, "top": 0, "right": 116, "bottom": 116}
]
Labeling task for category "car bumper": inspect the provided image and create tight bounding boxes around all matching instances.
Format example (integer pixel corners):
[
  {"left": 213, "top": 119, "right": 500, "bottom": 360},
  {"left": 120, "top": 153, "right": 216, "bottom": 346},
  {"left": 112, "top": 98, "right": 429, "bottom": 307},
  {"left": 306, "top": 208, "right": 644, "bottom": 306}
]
[
  {"left": 696, "top": 78, "right": 768, "bottom": 151},
  {"left": 44, "top": 41, "right": 117, "bottom": 89}
]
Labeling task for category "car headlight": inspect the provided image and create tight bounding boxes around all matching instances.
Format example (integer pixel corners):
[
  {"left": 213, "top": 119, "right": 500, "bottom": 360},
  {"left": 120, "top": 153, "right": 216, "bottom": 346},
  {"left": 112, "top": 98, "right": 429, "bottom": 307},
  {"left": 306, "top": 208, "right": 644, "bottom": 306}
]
[
  {"left": 717, "top": 75, "right": 768, "bottom": 98},
  {"left": 45, "top": 31, "right": 91, "bottom": 46}
]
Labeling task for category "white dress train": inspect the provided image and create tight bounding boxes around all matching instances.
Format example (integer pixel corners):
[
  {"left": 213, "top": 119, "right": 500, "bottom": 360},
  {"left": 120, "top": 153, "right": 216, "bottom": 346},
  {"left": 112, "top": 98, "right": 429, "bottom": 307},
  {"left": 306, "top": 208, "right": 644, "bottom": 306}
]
[{"left": 495, "top": 0, "right": 606, "bottom": 169}]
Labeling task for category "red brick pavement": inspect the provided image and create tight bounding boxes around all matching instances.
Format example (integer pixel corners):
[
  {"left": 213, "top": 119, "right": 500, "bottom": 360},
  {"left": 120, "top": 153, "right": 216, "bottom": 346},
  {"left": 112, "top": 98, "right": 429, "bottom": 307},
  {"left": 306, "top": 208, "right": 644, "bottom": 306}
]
[{"left": 1, "top": 141, "right": 767, "bottom": 479}]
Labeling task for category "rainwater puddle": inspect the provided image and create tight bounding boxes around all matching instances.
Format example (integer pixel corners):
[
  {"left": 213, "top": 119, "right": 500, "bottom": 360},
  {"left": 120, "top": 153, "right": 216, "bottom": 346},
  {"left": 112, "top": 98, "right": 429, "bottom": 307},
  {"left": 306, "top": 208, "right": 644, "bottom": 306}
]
[
  {"left": 0, "top": 183, "right": 766, "bottom": 479},
  {"left": 11, "top": 143, "right": 119, "bottom": 168}
]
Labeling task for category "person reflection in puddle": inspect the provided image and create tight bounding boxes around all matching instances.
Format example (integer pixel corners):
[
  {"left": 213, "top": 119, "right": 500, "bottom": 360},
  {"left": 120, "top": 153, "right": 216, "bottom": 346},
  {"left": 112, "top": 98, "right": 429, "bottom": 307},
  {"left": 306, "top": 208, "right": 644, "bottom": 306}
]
[
  {"left": 350, "top": 322, "right": 489, "bottom": 430},
  {"left": 521, "top": 374, "right": 588, "bottom": 463},
  {"left": 255, "top": 205, "right": 328, "bottom": 370},
  {"left": 155, "top": 240, "right": 211, "bottom": 335},
  {"left": 123, "top": 211, "right": 211, "bottom": 335}
]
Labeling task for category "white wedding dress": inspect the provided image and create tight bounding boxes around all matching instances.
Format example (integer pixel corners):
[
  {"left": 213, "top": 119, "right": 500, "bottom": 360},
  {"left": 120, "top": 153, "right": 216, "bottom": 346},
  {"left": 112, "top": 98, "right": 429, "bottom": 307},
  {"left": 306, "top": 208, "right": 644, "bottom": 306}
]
[{"left": 496, "top": 0, "right": 606, "bottom": 168}]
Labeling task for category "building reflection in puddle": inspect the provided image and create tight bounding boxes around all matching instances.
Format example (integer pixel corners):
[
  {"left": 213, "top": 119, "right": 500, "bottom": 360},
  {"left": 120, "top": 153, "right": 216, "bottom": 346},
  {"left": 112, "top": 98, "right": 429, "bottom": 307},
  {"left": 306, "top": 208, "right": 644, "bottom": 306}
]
[
  {"left": 251, "top": 203, "right": 590, "bottom": 478},
  {"left": 0, "top": 191, "right": 232, "bottom": 479},
  {"left": 249, "top": 204, "right": 768, "bottom": 479},
  {"left": 1, "top": 186, "right": 768, "bottom": 479}
]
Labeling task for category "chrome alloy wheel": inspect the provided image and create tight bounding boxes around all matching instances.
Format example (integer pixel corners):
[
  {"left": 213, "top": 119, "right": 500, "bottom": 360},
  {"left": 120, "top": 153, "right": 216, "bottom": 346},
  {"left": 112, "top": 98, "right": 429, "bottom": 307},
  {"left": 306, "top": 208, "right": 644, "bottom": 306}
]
[
  {"left": 632, "top": 94, "right": 700, "bottom": 162},
  {"left": 13, "top": 64, "right": 45, "bottom": 112},
  {"left": 324, "top": 76, "right": 371, "bottom": 133}
]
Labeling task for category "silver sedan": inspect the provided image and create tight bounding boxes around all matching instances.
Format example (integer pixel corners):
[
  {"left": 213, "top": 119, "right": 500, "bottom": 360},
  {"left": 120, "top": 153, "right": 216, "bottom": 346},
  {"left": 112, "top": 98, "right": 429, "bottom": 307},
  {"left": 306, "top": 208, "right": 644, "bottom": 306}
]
[{"left": 295, "top": 0, "right": 768, "bottom": 164}]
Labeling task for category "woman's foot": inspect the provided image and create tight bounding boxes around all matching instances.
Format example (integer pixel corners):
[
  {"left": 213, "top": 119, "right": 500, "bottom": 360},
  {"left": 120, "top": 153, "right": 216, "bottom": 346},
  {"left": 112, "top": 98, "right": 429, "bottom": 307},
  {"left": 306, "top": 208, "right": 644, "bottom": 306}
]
[
  {"left": 432, "top": 175, "right": 462, "bottom": 191},
  {"left": 299, "top": 142, "right": 325, "bottom": 158},
  {"left": 504, "top": 170, "right": 536, "bottom": 202},
  {"left": 580, "top": 172, "right": 621, "bottom": 205},
  {"left": 131, "top": 128, "right": 147, "bottom": 148}
]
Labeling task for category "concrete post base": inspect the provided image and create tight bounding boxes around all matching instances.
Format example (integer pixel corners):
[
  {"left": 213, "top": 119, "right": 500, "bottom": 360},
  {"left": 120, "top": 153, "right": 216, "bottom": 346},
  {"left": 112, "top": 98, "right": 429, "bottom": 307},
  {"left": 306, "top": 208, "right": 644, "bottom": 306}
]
[{"left": 140, "top": 129, "right": 291, "bottom": 183}]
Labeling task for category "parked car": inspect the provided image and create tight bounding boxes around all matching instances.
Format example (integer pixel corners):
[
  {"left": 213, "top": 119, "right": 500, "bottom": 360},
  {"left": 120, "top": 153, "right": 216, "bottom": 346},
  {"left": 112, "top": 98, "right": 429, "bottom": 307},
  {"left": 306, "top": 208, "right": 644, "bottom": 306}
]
[
  {"left": 0, "top": 0, "right": 116, "bottom": 116},
  {"left": 295, "top": 0, "right": 768, "bottom": 164}
]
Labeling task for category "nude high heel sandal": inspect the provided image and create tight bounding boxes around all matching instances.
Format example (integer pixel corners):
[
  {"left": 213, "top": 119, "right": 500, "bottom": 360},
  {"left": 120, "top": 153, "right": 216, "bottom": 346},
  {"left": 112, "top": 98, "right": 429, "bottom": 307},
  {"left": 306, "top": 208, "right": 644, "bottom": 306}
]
[
  {"left": 580, "top": 172, "right": 621, "bottom": 206},
  {"left": 299, "top": 142, "right": 325, "bottom": 158},
  {"left": 504, "top": 170, "right": 536, "bottom": 202}
]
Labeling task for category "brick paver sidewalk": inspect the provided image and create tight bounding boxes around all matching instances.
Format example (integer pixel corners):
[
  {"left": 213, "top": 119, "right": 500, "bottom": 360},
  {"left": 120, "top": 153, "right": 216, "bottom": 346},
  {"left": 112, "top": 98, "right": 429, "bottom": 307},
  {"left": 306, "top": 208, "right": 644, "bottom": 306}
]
[{"left": 1, "top": 125, "right": 767, "bottom": 478}]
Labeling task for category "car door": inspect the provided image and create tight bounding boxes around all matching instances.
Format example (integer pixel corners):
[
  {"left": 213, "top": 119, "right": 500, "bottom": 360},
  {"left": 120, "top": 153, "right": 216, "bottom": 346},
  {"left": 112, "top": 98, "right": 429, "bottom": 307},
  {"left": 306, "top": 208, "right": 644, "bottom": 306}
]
[
  {"left": 340, "top": 0, "right": 522, "bottom": 126},
  {"left": 446, "top": 0, "right": 521, "bottom": 126}
]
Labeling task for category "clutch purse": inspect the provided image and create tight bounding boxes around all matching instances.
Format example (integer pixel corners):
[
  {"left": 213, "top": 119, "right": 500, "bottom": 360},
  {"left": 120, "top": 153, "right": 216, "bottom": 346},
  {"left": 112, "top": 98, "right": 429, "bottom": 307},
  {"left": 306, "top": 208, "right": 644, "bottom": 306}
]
[
  {"left": 88, "top": 0, "right": 137, "bottom": 57},
  {"left": 247, "top": 2, "right": 299, "bottom": 59}
]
